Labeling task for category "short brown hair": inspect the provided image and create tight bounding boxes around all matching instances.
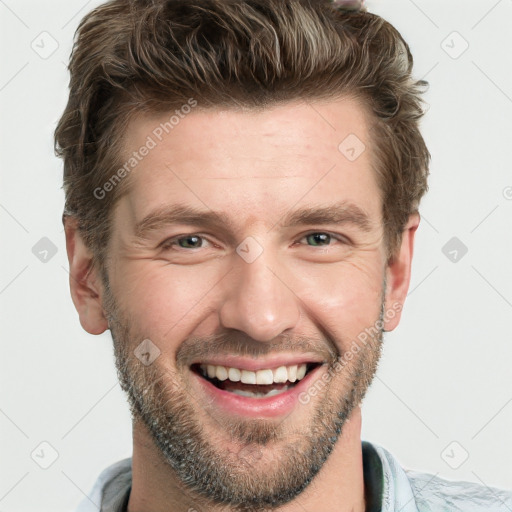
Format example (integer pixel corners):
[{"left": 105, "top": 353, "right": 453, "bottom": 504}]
[{"left": 55, "top": 0, "right": 430, "bottom": 273}]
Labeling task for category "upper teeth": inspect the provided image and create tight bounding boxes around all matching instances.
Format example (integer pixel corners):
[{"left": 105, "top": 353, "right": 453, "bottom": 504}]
[{"left": 199, "top": 363, "right": 309, "bottom": 385}]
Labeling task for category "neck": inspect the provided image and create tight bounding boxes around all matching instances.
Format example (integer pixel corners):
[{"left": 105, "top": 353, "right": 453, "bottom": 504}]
[{"left": 127, "top": 406, "right": 366, "bottom": 512}]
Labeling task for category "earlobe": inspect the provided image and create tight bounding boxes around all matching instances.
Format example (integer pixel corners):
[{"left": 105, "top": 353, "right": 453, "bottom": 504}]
[
  {"left": 383, "top": 213, "right": 420, "bottom": 332},
  {"left": 64, "top": 216, "right": 109, "bottom": 335}
]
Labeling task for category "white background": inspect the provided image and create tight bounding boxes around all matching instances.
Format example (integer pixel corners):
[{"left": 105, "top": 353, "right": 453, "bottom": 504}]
[{"left": 0, "top": 1, "right": 511, "bottom": 511}]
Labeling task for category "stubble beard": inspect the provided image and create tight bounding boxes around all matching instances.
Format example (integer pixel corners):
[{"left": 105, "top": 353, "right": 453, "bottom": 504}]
[{"left": 103, "top": 279, "right": 385, "bottom": 511}]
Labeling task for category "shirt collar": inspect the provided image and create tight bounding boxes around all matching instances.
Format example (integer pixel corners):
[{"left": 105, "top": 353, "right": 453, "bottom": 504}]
[
  {"left": 363, "top": 440, "right": 419, "bottom": 512},
  {"left": 100, "top": 441, "right": 419, "bottom": 512}
]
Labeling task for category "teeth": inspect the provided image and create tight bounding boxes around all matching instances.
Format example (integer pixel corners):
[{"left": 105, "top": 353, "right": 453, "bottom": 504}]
[
  {"left": 198, "top": 363, "right": 311, "bottom": 384},
  {"left": 272, "top": 366, "right": 288, "bottom": 383},
  {"left": 255, "top": 369, "right": 274, "bottom": 385},
  {"left": 231, "top": 387, "right": 291, "bottom": 398},
  {"left": 228, "top": 367, "right": 241, "bottom": 382},
  {"left": 240, "top": 369, "right": 256, "bottom": 384},
  {"left": 297, "top": 364, "right": 307, "bottom": 380},
  {"left": 207, "top": 365, "right": 216, "bottom": 379},
  {"left": 215, "top": 366, "right": 228, "bottom": 381}
]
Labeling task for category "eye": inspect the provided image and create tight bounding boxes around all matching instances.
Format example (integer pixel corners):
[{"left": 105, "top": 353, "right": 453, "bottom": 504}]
[
  {"left": 160, "top": 234, "right": 211, "bottom": 250},
  {"left": 304, "top": 232, "right": 331, "bottom": 247},
  {"left": 298, "top": 232, "right": 347, "bottom": 247}
]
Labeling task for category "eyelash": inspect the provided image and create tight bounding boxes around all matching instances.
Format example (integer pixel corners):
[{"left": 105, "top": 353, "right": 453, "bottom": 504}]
[{"left": 159, "top": 231, "right": 350, "bottom": 250}]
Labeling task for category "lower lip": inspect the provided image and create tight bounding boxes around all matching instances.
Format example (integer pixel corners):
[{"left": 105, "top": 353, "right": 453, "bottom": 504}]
[{"left": 191, "top": 365, "right": 324, "bottom": 418}]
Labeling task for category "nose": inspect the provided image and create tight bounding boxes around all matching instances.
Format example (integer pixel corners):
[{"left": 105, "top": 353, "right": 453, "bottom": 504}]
[{"left": 218, "top": 248, "right": 301, "bottom": 342}]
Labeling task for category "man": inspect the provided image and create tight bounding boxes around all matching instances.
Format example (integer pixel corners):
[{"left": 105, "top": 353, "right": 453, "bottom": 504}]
[{"left": 56, "top": 0, "right": 512, "bottom": 511}]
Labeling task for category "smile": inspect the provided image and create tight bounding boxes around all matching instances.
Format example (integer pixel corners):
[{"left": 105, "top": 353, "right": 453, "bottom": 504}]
[
  {"left": 190, "top": 361, "right": 324, "bottom": 417},
  {"left": 195, "top": 362, "right": 315, "bottom": 396}
]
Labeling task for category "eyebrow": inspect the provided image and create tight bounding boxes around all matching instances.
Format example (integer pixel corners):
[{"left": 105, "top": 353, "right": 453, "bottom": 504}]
[
  {"left": 134, "top": 205, "right": 235, "bottom": 241},
  {"left": 133, "top": 201, "right": 373, "bottom": 241},
  {"left": 280, "top": 202, "right": 373, "bottom": 232}
]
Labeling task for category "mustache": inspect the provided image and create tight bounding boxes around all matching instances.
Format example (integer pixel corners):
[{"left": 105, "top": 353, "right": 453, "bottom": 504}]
[{"left": 176, "top": 331, "right": 338, "bottom": 367}]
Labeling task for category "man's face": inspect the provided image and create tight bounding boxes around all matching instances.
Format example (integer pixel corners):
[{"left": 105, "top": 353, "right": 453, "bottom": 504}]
[{"left": 97, "top": 98, "right": 398, "bottom": 510}]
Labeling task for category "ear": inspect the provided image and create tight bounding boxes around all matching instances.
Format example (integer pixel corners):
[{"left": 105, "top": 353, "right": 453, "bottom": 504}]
[
  {"left": 64, "top": 216, "right": 109, "bottom": 335},
  {"left": 383, "top": 213, "right": 420, "bottom": 332}
]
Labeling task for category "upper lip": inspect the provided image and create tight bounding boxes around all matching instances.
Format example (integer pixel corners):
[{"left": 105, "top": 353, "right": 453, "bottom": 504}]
[{"left": 190, "top": 354, "right": 325, "bottom": 372}]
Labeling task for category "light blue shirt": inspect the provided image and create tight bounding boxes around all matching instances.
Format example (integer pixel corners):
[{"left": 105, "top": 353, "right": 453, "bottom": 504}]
[{"left": 74, "top": 440, "right": 512, "bottom": 511}]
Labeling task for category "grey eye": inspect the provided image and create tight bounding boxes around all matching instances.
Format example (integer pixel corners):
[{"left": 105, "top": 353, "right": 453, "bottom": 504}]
[
  {"left": 177, "top": 235, "right": 203, "bottom": 248},
  {"left": 305, "top": 233, "right": 331, "bottom": 246}
]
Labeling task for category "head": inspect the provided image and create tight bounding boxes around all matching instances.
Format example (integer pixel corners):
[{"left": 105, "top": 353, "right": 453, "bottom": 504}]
[{"left": 57, "top": 0, "right": 430, "bottom": 509}]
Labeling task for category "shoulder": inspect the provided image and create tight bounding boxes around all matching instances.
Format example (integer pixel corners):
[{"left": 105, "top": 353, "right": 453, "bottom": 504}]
[
  {"left": 405, "top": 468, "right": 512, "bottom": 512},
  {"left": 74, "top": 458, "right": 132, "bottom": 512},
  {"left": 365, "top": 441, "right": 512, "bottom": 512}
]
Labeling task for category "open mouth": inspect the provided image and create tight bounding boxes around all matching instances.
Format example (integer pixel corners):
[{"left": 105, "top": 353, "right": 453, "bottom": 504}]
[{"left": 191, "top": 362, "right": 322, "bottom": 399}]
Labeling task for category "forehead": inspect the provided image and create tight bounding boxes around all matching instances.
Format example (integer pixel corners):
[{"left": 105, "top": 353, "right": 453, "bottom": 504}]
[{"left": 117, "top": 97, "right": 381, "bottom": 227}]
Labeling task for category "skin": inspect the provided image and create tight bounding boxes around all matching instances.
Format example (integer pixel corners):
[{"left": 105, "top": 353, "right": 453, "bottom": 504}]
[{"left": 65, "top": 97, "right": 419, "bottom": 512}]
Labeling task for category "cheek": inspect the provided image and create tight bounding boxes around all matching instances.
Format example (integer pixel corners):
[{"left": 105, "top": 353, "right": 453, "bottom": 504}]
[
  {"left": 295, "top": 258, "right": 384, "bottom": 345},
  {"left": 110, "top": 260, "right": 223, "bottom": 341},
  {"left": 109, "top": 246, "right": 385, "bottom": 351}
]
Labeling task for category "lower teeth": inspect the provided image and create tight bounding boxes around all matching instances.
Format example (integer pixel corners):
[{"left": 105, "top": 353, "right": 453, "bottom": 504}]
[{"left": 229, "top": 387, "right": 291, "bottom": 398}]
